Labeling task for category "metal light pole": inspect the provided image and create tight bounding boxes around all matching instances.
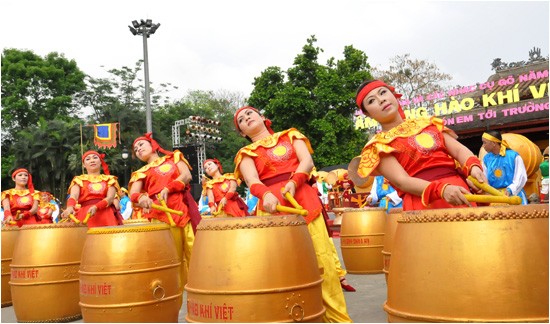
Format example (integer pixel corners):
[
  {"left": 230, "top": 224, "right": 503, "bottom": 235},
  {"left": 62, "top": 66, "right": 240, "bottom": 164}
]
[
  {"left": 128, "top": 19, "right": 161, "bottom": 133},
  {"left": 121, "top": 147, "right": 129, "bottom": 188}
]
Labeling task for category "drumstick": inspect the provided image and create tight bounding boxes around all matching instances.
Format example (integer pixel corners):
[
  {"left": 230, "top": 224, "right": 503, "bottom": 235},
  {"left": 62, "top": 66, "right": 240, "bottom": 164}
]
[
  {"left": 464, "top": 194, "right": 522, "bottom": 205},
  {"left": 276, "top": 205, "right": 308, "bottom": 216},
  {"left": 156, "top": 195, "right": 177, "bottom": 227},
  {"left": 132, "top": 203, "right": 184, "bottom": 216},
  {"left": 467, "top": 176, "right": 504, "bottom": 196},
  {"left": 281, "top": 189, "right": 303, "bottom": 210},
  {"left": 82, "top": 212, "right": 92, "bottom": 224},
  {"left": 69, "top": 214, "right": 80, "bottom": 224},
  {"left": 213, "top": 203, "right": 224, "bottom": 217}
]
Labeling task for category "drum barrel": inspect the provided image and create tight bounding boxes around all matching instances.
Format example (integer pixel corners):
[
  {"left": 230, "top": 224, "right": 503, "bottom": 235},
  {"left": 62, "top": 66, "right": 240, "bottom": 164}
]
[
  {"left": 1, "top": 226, "right": 19, "bottom": 307},
  {"left": 185, "top": 215, "right": 325, "bottom": 322},
  {"left": 10, "top": 223, "right": 88, "bottom": 322},
  {"left": 340, "top": 208, "right": 386, "bottom": 274},
  {"left": 79, "top": 223, "right": 182, "bottom": 323},
  {"left": 381, "top": 208, "right": 402, "bottom": 283},
  {"left": 384, "top": 205, "right": 549, "bottom": 322}
]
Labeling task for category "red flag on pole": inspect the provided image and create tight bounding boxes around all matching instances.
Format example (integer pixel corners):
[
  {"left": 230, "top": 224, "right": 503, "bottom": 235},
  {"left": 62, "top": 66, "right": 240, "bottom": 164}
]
[{"left": 94, "top": 123, "right": 118, "bottom": 149}]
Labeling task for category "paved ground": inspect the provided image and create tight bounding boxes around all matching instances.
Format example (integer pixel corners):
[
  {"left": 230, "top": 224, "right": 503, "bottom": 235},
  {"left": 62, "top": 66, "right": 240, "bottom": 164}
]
[{"left": 1, "top": 220, "right": 389, "bottom": 323}]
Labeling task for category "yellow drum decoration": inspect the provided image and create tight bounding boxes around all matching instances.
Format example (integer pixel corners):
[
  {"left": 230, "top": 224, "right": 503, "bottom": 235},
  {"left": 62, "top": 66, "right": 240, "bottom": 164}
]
[
  {"left": 185, "top": 215, "right": 325, "bottom": 322},
  {"left": 340, "top": 208, "right": 386, "bottom": 274},
  {"left": 123, "top": 218, "right": 150, "bottom": 225},
  {"left": 79, "top": 223, "right": 182, "bottom": 323},
  {"left": 1, "top": 226, "right": 19, "bottom": 307},
  {"left": 384, "top": 204, "right": 549, "bottom": 322},
  {"left": 381, "top": 208, "right": 402, "bottom": 283},
  {"left": 10, "top": 223, "right": 88, "bottom": 322}
]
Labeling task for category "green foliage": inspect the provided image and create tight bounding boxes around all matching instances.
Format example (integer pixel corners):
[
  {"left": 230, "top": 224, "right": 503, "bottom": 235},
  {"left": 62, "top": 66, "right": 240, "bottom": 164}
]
[
  {"left": 248, "top": 36, "right": 373, "bottom": 169},
  {"left": 1, "top": 49, "right": 86, "bottom": 138}
]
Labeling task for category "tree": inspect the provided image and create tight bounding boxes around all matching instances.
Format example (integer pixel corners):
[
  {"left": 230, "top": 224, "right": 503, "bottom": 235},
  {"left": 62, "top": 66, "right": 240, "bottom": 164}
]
[
  {"left": 248, "top": 36, "right": 372, "bottom": 169},
  {"left": 1, "top": 49, "right": 86, "bottom": 137},
  {"left": 370, "top": 53, "right": 452, "bottom": 107}
]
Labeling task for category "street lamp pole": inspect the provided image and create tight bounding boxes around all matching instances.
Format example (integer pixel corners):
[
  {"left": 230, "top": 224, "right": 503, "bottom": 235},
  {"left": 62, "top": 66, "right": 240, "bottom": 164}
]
[{"left": 128, "top": 19, "right": 161, "bottom": 133}]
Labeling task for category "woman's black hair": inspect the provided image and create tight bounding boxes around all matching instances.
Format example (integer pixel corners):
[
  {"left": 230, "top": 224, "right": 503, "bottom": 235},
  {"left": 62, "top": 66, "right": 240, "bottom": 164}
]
[
  {"left": 355, "top": 79, "right": 377, "bottom": 114},
  {"left": 485, "top": 130, "right": 502, "bottom": 141}
]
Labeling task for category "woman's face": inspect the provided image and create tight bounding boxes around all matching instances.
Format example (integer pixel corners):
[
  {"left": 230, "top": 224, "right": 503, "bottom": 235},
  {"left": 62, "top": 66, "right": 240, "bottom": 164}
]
[
  {"left": 236, "top": 108, "right": 264, "bottom": 136},
  {"left": 361, "top": 86, "right": 400, "bottom": 123},
  {"left": 13, "top": 172, "right": 28, "bottom": 186},
  {"left": 83, "top": 154, "right": 101, "bottom": 172},
  {"left": 133, "top": 140, "right": 153, "bottom": 161},
  {"left": 204, "top": 161, "right": 219, "bottom": 177},
  {"left": 40, "top": 194, "right": 50, "bottom": 203}
]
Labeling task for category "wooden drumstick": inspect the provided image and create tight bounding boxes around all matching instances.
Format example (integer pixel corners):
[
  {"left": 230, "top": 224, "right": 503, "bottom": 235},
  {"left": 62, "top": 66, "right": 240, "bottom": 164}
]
[
  {"left": 276, "top": 205, "right": 308, "bottom": 216},
  {"left": 281, "top": 189, "right": 303, "bottom": 210},
  {"left": 464, "top": 194, "right": 522, "bottom": 205},
  {"left": 69, "top": 214, "right": 80, "bottom": 224},
  {"left": 156, "top": 195, "right": 177, "bottom": 227},
  {"left": 212, "top": 203, "right": 224, "bottom": 217},
  {"left": 82, "top": 212, "right": 92, "bottom": 224},
  {"left": 132, "top": 203, "right": 184, "bottom": 216},
  {"left": 467, "top": 176, "right": 505, "bottom": 196}
]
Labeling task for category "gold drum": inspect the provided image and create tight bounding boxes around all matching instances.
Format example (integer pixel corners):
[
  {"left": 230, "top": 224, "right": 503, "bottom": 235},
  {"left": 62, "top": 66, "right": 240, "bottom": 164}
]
[
  {"left": 10, "top": 223, "right": 88, "bottom": 322},
  {"left": 1, "top": 226, "right": 19, "bottom": 307},
  {"left": 185, "top": 215, "right": 325, "bottom": 322},
  {"left": 382, "top": 208, "right": 402, "bottom": 283},
  {"left": 79, "top": 223, "right": 182, "bottom": 322},
  {"left": 340, "top": 208, "right": 386, "bottom": 274},
  {"left": 123, "top": 218, "right": 150, "bottom": 225},
  {"left": 384, "top": 204, "right": 549, "bottom": 322}
]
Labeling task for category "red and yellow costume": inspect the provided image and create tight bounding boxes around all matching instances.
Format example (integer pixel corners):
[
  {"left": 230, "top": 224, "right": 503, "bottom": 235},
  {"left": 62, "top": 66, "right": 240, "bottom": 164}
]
[
  {"left": 205, "top": 173, "right": 248, "bottom": 217},
  {"left": 37, "top": 193, "right": 55, "bottom": 224},
  {"left": 1, "top": 189, "right": 40, "bottom": 227},
  {"left": 234, "top": 127, "right": 352, "bottom": 323},
  {"left": 129, "top": 150, "right": 192, "bottom": 227},
  {"left": 67, "top": 174, "right": 121, "bottom": 227},
  {"left": 357, "top": 117, "right": 476, "bottom": 210}
]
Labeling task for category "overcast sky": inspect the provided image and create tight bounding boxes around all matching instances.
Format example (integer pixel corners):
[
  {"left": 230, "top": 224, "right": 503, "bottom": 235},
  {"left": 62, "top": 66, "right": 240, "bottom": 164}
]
[{"left": 2, "top": 1, "right": 549, "bottom": 101}]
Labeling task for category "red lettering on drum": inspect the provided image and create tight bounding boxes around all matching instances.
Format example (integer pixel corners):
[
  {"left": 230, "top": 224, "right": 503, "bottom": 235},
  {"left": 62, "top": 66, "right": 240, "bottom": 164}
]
[
  {"left": 10, "top": 269, "right": 39, "bottom": 279},
  {"left": 80, "top": 282, "right": 112, "bottom": 296},
  {"left": 187, "top": 300, "right": 233, "bottom": 320},
  {"left": 341, "top": 237, "right": 370, "bottom": 245},
  {"left": 214, "top": 303, "right": 234, "bottom": 320}
]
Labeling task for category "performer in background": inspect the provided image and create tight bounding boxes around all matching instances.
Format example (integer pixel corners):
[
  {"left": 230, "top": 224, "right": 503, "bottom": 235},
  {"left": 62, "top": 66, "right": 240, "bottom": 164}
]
[
  {"left": 366, "top": 175, "right": 403, "bottom": 211},
  {"left": 350, "top": 79, "right": 486, "bottom": 210},
  {"left": 203, "top": 158, "right": 248, "bottom": 217},
  {"left": 61, "top": 151, "right": 122, "bottom": 227},
  {"left": 234, "top": 106, "right": 352, "bottom": 322},
  {"left": 481, "top": 130, "right": 528, "bottom": 205},
  {"left": 1, "top": 168, "right": 40, "bottom": 227},
  {"left": 37, "top": 191, "right": 55, "bottom": 224}
]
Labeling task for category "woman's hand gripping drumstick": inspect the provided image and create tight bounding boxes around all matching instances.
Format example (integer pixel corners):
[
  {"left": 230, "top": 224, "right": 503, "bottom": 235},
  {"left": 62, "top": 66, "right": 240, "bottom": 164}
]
[
  {"left": 277, "top": 188, "right": 308, "bottom": 216},
  {"left": 156, "top": 194, "right": 177, "bottom": 227}
]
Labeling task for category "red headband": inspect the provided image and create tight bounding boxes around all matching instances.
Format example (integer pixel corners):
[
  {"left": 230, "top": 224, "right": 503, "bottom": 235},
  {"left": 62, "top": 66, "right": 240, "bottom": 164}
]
[
  {"left": 12, "top": 168, "right": 34, "bottom": 193},
  {"left": 204, "top": 158, "right": 223, "bottom": 174},
  {"left": 133, "top": 132, "right": 173, "bottom": 157},
  {"left": 82, "top": 150, "right": 110, "bottom": 175},
  {"left": 233, "top": 106, "right": 274, "bottom": 135},
  {"left": 355, "top": 80, "right": 406, "bottom": 120}
]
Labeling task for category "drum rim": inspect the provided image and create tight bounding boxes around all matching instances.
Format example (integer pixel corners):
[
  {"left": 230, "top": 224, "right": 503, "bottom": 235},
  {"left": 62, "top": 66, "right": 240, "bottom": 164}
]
[
  {"left": 197, "top": 214, "right": 306, "bottom": 231},
  {"left": 87, "top": 223, "right": 169, "bottom": 234}
]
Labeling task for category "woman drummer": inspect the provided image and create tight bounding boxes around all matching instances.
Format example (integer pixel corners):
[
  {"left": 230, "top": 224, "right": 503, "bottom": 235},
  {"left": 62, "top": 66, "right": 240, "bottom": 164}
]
[
  {"left": 129, "top": 132, "right": 201, "bottom": 285},
  {"left": 203, "top": 158, "right": 248, "bottom": 217},
  {"left": 233, "top": 106, "right": 352, "bottom": 322},
  {"left": 36, "top": 191, "right": 55, "bottom": 224},
  {"left": 61, "top": 150, "right": 123, "bottom": 227},
  {"left": 1, "top": 168, "right": 40, "bottom": 227}
]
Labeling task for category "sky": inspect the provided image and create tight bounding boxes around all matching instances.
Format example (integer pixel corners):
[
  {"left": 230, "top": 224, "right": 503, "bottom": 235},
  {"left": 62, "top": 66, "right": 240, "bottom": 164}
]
[{"left": 1, "top": 0, "right": 549, "bottom": 101}]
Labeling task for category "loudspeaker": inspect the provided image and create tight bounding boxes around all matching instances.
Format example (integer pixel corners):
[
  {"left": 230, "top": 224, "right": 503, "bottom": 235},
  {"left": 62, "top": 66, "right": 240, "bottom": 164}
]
[{"left": 177, "top": 145, "right": 200, "bottom": 184}]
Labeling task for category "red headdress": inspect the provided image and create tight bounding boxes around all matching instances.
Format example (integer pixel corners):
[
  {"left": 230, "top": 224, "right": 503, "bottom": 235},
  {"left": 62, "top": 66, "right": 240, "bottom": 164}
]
[
  {"left": 12, "top": 168, "right": 34, "bottom": 193},
  {"left": 203, "top": 158, "right": 223, "bottom": 174},
  {"left": 82, "top": 150, "right": 110, "bottom": 175},
  {"left": 233, "top": 106, "right": 274, "bottom": 135},
  {"left": 133, "top": 132, "right": 173, "bottom": 156},
  {"left": 355, "top": 80, "right": 406, "bottom": 120}
]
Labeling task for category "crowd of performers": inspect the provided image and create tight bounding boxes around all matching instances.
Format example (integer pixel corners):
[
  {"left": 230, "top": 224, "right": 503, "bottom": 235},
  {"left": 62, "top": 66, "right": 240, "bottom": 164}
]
[{"left": 2, "top": 79, "right": 545, "bottom": 322}]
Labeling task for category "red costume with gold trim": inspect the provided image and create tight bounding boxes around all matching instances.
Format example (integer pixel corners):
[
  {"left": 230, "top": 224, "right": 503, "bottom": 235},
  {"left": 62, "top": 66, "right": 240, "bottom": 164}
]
[
  {"left": 67, "top": 174, "right": 121, "bottom": 227},
  {"left": 1, "top": 189, "right": 40, "bottom": 227},
  {"left": 37, "top": 200, "right": 55, "bottom": 224},
  {"left": 357, "top": 117, "right": 475, "bottom": 210},
  {"left": 205, "top": 173, "right": 248, "bottom": 217},
  {"left": 234, "top": 128, "right": 322, "bottom": 223},
  {"left": 129, "top": 150, "right": 192, "bottom": 227}
]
